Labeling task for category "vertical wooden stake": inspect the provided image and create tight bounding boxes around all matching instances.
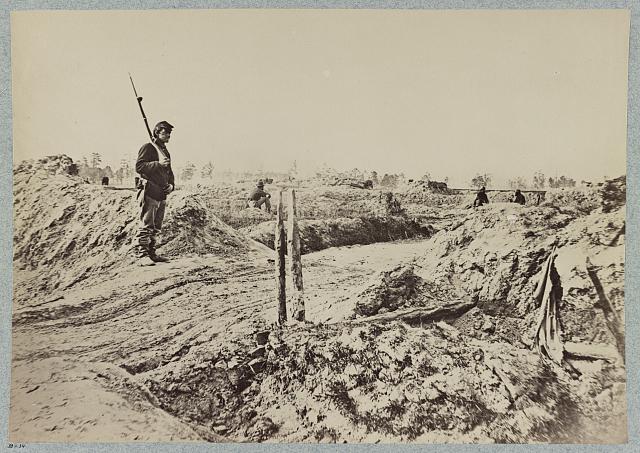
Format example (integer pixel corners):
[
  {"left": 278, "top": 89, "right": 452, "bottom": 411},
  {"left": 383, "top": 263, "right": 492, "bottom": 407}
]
[
  {"left": 287, "top": 189, "right": 305, "bottom": 321},
  {"left": 275, "top": 190, "right": 287, "bottom": 324},
  {"left": 586, "top": 258, "right": 625, "bottom": 363}
]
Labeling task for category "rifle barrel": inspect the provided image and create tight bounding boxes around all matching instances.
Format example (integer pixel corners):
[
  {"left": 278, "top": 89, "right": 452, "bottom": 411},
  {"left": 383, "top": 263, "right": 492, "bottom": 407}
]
[
  {"left": 129, "top": 73, "right": 152, "bottom": 139},
  {"left": 129, "top": 73, "right": 139, "bottom": 98}
]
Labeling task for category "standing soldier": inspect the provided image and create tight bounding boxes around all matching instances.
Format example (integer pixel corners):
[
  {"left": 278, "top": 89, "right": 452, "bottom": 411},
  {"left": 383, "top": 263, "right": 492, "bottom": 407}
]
[{"left": 134, "top": 121, "right": 175, "bottom": 266}]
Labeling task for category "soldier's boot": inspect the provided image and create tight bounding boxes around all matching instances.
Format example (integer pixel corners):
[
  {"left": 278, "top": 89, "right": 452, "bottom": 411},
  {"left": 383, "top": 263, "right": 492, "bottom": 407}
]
[
  {"left": 149, "top": 243, "right": 170, "bottom": 263},
  {"left": 136, "top": 244, "right": 156, "bottom": 267},
  {"left": 150, "top": 253, "right": 170, "bottom": 263}
]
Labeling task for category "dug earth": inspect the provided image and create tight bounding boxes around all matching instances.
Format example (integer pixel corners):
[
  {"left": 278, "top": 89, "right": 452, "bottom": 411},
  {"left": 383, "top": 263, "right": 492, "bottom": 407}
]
[{"left": 10, "top": 156, "right": 627, "bottom": 443}]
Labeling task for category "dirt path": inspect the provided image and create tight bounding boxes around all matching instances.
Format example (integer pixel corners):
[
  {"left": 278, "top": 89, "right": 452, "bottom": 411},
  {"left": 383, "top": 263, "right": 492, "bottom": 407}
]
[
  {"left": 10, "top": 238, "right": 434, "bottom": 442},
  {"left": 305, "top": 239, "right": 435, "bottom": 322}
]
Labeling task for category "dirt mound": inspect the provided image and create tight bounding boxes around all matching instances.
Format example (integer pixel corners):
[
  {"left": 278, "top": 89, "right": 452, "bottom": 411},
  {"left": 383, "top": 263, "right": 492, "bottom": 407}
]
[
  {"left": 541, "top": 187, "right": 601, "bottom": 216},
  {"left": 294, "top": 187, "right": 388, "bottom": 219},
  {"left": 13, "top": 154, "right": 77, "bottom": 177},
  {"left": 201, "top": 185, "right": 402, "bottom": 230},
  {"left": 160, "top": 195, "right": 263, "bottom": 256},
  {"left": 599, "top": 175, "right": 626, "bottom": 213},
  {"left": 13, "top": 156, "right": 267, "bottom": 305},
  {"left": 353, "top": 265, "right": 467, "bottom": 318},
  {"left": 410, "top": 194, "right": 624, "bottom": 348},
  {"left": 242, "top": 217, "right": 434, "bottom": 254},
  {"left": 398, "top": 188, "right": 464, "bottom": 206},
  {"left": 135, "top": 321, "right": 623, "bottom": 443}
]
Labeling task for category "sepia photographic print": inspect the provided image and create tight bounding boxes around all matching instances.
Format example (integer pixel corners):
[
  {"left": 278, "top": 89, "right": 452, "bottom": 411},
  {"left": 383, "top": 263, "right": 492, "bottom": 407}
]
[{"left": 6, "top": 6, "right": 633, "bottom": 447}]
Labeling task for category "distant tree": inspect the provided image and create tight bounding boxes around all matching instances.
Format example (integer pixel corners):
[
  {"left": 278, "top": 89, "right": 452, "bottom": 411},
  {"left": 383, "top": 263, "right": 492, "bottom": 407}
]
[
  {"left": 78, "top": 166, "right": 102, "bottom": 183},
  {"left": 201, "top": 161, "right": 215, "bottom": 179},
  {"left": 117, "top": 159, "right": 133, "bottom": 185},
  {"left": 103, "top": 166, "right": 114, "bottom": 180},
  {"left": 81, "top": 155, "right": 89, "bottom": 167},
  {"left": 421, "top": 172, "right": 431, "bottom": 182},
  {"left": 548, "top": 175, "right": 576, "bottom": 189},
  {"left": 181, "top": 162, "right": 196, "bottom": 181},
  {"left": 316, "top": 163, "right": 335, "bottom": 179},
  {"left": 114, "top": 168, "right": 124, "bottom": 185},
  {"left": 90, "top": 153, "right": 102, "bottom": 168},
  {"left": 532, "top": 171, "right": 546, "bottom": 189},
  {"left": 471, "top": 173, "right": 491, "bottom": 189},
  {"left": 563, "top": 176, "right": 576, "bottom": 188},
  {"left": 128, "top": 164, "right": 135, "bottom": 179},
  {"left": 371, "top": 171, "right": 379, "bottom": 185},
  {"left": 288, "top": 160, "right": 298, "bottom": 180},
  {"left": 380, "top": 173, "right": 399, "bottom": 188},
  {"left": 348, "top": 168, "right": 363, "bottom": 180},
  {"left": 508, "top": 176, "right": 529, "bottom": 190}
]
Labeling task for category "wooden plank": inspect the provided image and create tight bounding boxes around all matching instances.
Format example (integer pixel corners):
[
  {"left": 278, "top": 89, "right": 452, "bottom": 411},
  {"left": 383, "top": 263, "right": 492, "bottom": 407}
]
[
  {"left": 275, "top": 190, "right": 287, "bottom": 324},
  {"left": 586, "top": 258, "right": 625, "bottom": 363},
  {"left": 564, "top": 341, "right": 620, "bottom": 362},
  {"left": 448, "top": 187, "right": 548, "bottom": 194},
  {"left": 349, "top": 300, "right": 476, "bottom": 325},
  {"left": 287, "top": 189, "right": 305, "bottom": 322}
]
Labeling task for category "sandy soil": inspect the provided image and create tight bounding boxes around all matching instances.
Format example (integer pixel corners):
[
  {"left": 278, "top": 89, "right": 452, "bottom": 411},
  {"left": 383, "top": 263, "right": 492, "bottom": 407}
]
[
  {"left": 10, "top": 156, "right": 627, "bottom": 444},
  {"left": 11, "top": 235, "right": 626, "bottom": 443},
  {"left": 10, "top": 239, "right": 439, "bottom": 442}
]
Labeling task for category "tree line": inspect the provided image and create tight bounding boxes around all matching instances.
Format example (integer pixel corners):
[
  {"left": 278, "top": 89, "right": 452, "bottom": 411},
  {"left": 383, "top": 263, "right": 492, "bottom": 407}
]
[
  {"left": 70, "top": 154, "right": 580, "bottom": 191},
  {"left": 471, "top": 172, "right": 577, "bottom": 190},
  {"left": 69, "top": 153, "right": 216, "bottom": 185}
]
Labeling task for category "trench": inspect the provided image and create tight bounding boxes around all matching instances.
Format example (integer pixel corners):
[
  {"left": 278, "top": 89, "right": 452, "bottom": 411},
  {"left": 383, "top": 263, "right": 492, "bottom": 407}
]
[{"left": 242, "top": 216, "right": 436, "bottom": 255}]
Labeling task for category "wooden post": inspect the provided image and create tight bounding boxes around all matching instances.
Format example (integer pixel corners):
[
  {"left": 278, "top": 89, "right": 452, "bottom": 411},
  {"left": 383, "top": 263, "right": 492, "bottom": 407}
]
[
  {"left": 287, "top": 189, "right": 305, "bottom": 321},
  {"left": 586, "top": 258, "right": 625, "bottom": 363},
  {"left": 275, "top": 191, "right": 287, "bottom": 324}
]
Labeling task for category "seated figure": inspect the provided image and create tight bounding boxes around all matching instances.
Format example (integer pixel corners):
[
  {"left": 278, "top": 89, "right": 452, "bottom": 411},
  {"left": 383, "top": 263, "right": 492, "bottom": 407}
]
[{"left": 247, "top": 180, "right": 271, "bottom": 213}]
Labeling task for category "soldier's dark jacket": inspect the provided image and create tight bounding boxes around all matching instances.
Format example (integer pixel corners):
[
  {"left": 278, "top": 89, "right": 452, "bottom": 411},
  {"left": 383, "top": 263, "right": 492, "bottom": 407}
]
[
  {"left": 248, "top": 187, "right": 269, "bottom": 201},
  {"left": 136, "top": 142, "right": 175, "bottom": 201}
]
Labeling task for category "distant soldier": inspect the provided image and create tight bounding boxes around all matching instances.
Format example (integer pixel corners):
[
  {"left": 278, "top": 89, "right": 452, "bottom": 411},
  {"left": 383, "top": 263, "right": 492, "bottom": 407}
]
[
  {"left": 134, "top": 121, "right": 176, "bottom": 266},
  {"left": 247, "top": 180, "right": 271, "bottom": 213},
  {"left": 474, "top": 186, "right": 489, "bottom": 207},
  {"left": 512, "top": 189, "right": 526, "bottom": 205}
]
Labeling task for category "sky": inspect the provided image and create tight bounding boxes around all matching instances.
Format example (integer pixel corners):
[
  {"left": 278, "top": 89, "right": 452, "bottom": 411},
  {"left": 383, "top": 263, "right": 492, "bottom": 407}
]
[{"left": 11, "top": 9, "right": 630, "bottom": 187}]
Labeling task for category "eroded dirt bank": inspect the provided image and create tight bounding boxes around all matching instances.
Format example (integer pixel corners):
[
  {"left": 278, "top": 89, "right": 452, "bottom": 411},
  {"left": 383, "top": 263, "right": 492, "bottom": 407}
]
[{"left": 241, "top": 216, "right": 435, "bottom": 254}]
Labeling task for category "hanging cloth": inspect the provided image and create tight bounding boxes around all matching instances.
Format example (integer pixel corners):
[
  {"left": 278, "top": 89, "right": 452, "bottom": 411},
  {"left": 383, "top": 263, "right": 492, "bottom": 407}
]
[{"left": 533, "top": 245, "right": 564, "bottom": 364}]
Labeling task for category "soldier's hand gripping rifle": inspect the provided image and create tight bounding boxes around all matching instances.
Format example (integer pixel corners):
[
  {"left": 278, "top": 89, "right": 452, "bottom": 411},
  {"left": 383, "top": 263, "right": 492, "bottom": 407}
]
[{"left": 129, "top": 73, "right": 153, "bottom": 140}]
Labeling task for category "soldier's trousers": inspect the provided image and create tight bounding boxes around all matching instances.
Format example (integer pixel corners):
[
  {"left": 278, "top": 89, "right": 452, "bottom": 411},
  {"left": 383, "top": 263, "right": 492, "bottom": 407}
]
[
  {"left": 250, "top": 197, "right": 271, "bottom": 212},
  {"left": 135, "top": 191, "right": 166, "bottom": 257}
]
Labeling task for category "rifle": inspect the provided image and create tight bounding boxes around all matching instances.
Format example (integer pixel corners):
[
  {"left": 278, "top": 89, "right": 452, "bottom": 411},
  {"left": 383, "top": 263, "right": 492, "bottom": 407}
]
[{"left": 128, "top": 73, "right": 153, "bottom": 140}]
